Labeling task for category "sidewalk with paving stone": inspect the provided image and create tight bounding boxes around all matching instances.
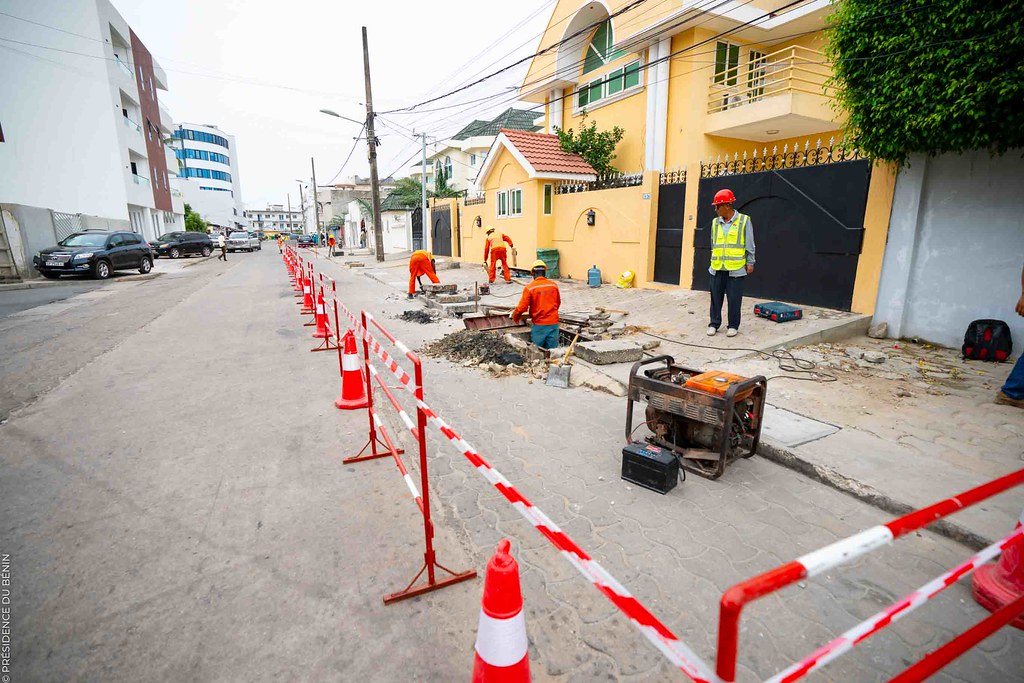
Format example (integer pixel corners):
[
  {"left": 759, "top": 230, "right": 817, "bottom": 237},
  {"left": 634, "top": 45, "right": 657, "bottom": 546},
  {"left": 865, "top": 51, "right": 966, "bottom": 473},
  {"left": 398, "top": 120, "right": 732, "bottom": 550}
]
[
  {"left": 346, "top": 252, "right": 1023, "bottom": 549},
  {"left": 303, "top": 250, "right": 1023, "bottom": 682}
]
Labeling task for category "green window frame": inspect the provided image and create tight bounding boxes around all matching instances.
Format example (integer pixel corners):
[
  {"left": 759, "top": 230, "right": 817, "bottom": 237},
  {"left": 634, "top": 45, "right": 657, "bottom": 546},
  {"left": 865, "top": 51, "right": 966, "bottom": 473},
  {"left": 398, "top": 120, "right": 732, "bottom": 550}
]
[
  {"left": 543, "top": 184, "right": 552, "bottom": 215},
  {"left": 582, "top": 19, "right": 626, "bottom": 75},
  {"left": 714, "top": 41, "right": 740, "bottom": 86},
  {"left": 575, "top": 59, "right": 641, "bottom": 111},
  {"left": 606, "top": 68, "right": 624, "bottom": 96}
]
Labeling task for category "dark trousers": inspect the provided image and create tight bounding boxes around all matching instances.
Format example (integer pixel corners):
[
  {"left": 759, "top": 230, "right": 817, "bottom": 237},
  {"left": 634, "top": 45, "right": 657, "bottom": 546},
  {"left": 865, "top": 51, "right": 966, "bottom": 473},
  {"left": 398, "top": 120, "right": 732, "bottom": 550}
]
[
  {"left": 218, "top": 246, "right": 227, "bottom": 261},
  {"left": 709, "top": 270, "right": 744, "bottom": 330}
]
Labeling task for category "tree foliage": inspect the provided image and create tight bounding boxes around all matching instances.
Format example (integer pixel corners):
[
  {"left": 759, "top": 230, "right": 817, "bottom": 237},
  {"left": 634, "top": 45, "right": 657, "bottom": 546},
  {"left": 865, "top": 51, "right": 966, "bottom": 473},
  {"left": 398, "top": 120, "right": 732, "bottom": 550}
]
[
  {"left": 553, "top": 115, "right": 625, "bottom": 175},
  {"left": 432, "top": 167, "right": 460, "bottom": 198},
  {"left": 826, "top": 0, "right": 1024, "bottom": 165},
  {"left": 183, "top": 203, "right": 207, "bottom": 232},
  {"left": 391, "top": 176, "right": 428, "bottom": 205}
]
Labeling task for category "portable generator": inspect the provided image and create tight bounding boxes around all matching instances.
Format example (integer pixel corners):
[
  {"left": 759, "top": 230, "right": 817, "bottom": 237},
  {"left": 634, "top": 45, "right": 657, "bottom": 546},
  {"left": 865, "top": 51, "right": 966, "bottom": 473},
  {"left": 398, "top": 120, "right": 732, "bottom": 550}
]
[{"left": 624, "top": 355, "right": 767, "bottom": 480}]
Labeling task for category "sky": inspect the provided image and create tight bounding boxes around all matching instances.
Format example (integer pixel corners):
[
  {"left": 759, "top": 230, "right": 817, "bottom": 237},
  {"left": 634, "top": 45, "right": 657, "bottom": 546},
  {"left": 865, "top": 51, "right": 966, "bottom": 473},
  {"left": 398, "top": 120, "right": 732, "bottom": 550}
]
[{"left": 110, "top": 0, "right": 556, "bottom": 208}]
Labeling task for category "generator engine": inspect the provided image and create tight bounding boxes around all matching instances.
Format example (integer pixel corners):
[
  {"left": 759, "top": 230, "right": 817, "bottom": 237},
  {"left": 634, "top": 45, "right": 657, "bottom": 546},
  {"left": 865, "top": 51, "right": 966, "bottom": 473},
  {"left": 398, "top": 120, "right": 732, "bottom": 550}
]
[{"left": 625, "top": 357, "right": 767, "bottom": 480}]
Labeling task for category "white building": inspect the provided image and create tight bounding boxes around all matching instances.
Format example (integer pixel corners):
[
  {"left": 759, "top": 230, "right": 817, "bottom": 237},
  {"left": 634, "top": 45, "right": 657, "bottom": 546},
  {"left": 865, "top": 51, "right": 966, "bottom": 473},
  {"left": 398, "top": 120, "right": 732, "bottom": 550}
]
[
  {"left": 0, "top": 0, "right": 185, "bottom": 250},
  {"left": 172, "top": 123, "right": 246, "bottom": 230},
  {"left": 244, "top": 205, "right": 303, "bottom": 234},
  {"left": 343, "top": 193, "right": 413, "bottom": 255},
  {"left": 408, "top": 108, "right": 540, "bottom": 192}
]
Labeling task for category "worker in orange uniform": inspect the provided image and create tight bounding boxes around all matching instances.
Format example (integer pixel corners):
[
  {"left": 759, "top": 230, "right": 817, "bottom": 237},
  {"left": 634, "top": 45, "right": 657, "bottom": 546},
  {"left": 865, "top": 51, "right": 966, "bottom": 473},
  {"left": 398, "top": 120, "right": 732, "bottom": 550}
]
[
  {"left": 512, "top": 260, "right": 561, "bottom": 349},
  {"left": 483, "top": 226, "right": 515, "bottom": 284},
  {"left": 408, "top": 249, "right": 439, "bottom": 299}
]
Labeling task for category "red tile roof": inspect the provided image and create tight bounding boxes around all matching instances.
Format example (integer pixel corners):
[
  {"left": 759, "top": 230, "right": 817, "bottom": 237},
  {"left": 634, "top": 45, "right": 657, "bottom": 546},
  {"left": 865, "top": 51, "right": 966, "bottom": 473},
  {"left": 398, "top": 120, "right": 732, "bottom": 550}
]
[{"left": 500, "top": 128, "right": 596, "bottom": 176}]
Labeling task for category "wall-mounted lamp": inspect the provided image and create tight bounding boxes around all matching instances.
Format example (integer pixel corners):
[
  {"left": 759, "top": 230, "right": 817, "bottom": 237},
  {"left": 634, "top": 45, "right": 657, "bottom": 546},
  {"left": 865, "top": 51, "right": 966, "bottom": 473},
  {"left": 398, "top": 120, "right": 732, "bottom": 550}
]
[
  {"left": 474, "top": 216, "right": 482, "bottom": 228},
  {"left": 586, "top": 209, "right": 596, "bottom": 226}
]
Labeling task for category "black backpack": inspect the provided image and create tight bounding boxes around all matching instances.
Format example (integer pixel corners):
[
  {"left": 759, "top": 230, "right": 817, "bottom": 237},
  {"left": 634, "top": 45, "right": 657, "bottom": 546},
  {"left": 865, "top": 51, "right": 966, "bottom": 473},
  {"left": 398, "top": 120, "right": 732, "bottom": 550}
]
[{"left": 962, "top": 319, "right": 1013, "bottom": 362}]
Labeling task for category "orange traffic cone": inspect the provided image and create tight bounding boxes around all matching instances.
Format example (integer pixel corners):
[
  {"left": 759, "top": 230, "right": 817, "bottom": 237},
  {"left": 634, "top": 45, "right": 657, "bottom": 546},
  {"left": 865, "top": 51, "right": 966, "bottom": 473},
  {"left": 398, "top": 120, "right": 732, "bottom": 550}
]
[
  {"left": 472, "top": 539, "right": 529, "bottom": 682},
  {"left": 300, "top": 271, "right": 314, "bottom": 314},
  {"left": 972, "top": 510, "right": 1024, "bottom": 629},
  {"left": 335, "top": 331, "right": 368, "bottom": 410},
  {"left": 312, "top": 291, "right": 330, "bottom": 338}
]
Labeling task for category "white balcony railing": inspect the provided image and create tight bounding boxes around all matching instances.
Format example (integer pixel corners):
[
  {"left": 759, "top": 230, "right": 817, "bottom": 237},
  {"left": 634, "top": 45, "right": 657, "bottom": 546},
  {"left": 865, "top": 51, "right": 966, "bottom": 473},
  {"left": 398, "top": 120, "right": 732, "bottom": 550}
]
[
  {"left": 114, "top": 54, "right": 134, "bottom": 79},
  {"left": 132, "top": 173, "right": 150, "bottom": 188},
  {"left": 708, "top": 46, "right": 832, "bottom": 115},
  {"left": 122, "top": 116, "right": 142, "bottom": 134}
]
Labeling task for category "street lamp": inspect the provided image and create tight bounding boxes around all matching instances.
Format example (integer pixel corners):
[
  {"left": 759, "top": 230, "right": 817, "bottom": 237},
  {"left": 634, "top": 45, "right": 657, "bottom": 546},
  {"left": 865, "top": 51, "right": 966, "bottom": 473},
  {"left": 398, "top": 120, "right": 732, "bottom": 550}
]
[{"left": 319, "top": 109, "right": 365, "bottom": 127}]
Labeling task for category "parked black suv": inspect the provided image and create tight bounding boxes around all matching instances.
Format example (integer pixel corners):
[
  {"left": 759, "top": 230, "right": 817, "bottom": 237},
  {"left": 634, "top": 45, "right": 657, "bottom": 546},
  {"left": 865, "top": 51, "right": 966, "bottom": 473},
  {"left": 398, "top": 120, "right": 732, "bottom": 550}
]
[
  {"left": 149, "top": 231, "right": 213, "bottom": 258},
  {"left": 34, "top": 230, "right": 153, "bottom": 280}
]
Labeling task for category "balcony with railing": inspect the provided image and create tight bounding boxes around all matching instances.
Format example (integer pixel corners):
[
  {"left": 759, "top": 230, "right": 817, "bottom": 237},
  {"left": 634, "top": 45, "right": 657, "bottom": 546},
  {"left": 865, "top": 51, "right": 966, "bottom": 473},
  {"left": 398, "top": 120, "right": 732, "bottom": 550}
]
[{"left": 705, "top": 46, "right": 840, "bottom": 142}]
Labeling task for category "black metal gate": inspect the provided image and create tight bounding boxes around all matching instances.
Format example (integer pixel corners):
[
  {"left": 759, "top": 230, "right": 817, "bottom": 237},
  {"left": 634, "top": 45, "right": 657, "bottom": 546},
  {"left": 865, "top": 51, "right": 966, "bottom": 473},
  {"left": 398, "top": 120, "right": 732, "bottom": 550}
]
[
  {"left": 692, "top": 154, "right": 870, "bottom": 311},
  {"left": 431, "top": 205, "right": 452, "bottom": 257},
  {"left": 654, "top": 176, "right": 686, "bottom": 285},
  {"left": 412, "top": 207, "right": 423, "bottom": 251}
]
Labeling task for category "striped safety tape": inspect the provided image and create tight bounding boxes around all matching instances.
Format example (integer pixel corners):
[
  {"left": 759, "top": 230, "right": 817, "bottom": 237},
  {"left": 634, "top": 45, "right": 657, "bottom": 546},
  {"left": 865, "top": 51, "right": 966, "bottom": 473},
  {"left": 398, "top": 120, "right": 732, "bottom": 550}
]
[
  {"left": 766, "top": 524, "right": 1024, "bottom": 683},
  {"left": 332, "top": 299, "right": 717, "bottom": 683}
]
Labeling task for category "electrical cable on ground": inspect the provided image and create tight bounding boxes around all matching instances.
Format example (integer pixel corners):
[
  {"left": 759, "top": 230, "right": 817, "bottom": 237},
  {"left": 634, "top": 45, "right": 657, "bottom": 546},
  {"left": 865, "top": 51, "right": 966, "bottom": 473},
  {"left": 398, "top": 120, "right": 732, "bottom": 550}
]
[{"left": 638, "top": 330, "right": 837, "bottom": 383}]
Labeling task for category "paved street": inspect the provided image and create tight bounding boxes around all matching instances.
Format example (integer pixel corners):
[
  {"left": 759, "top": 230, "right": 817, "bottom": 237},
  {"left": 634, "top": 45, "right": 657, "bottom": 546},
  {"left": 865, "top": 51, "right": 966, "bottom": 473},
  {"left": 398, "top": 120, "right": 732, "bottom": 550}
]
[{"left": 1, "top": 248, "right": 1022, "bottom": 682}]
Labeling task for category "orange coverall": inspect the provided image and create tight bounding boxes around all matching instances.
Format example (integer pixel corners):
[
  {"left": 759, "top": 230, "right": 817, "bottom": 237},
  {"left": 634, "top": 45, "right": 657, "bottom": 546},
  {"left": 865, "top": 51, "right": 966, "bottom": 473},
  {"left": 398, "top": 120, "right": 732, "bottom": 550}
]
[
  {"left": 408, "top": 250, "right": 439, "bottom": 294},
  {"left": 484, "top": 232, "right": 514, "bottom": 283},
  {"left": 512, "top": 276, "right": 561, "bottom": 326}
]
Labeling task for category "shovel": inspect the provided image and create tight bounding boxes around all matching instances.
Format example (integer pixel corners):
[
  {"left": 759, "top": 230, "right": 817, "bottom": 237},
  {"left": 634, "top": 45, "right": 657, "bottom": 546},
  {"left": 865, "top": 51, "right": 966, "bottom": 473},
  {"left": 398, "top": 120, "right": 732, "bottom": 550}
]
[{"left": 546, "top": 334, "right": 579, "bottom": 388}]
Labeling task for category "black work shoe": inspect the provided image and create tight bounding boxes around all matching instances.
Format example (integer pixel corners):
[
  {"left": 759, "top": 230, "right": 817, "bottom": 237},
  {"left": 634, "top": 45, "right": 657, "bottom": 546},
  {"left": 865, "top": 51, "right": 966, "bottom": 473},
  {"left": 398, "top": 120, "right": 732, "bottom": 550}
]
[{"left": 407, "top": 293, "right": 414, "bottom": 299}]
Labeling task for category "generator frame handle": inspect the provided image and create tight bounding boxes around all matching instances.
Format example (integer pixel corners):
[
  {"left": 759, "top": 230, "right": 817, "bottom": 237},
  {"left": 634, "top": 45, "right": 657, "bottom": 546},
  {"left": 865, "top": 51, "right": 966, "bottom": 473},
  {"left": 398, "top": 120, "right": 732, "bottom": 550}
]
[{"left": 624, "top": 355, "right": 675, "bottom": 444}]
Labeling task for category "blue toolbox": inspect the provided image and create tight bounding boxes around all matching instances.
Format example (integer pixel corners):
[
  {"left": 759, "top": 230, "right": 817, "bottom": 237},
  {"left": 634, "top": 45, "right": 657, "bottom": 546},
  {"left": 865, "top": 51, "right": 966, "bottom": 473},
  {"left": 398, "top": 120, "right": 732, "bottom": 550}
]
[{"left": 753, "top": 301, "right": 803, "bottom": 323}]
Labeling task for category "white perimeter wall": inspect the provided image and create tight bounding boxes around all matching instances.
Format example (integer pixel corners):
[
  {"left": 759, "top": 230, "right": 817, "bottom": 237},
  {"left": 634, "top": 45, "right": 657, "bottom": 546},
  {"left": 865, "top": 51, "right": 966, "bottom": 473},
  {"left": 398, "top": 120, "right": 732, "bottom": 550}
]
[
  {"left": 0, "top": 0, "right": 129, "bottom": 220},
  {"left": 873, "top": 150, "right": 1024, "bottom": 355}
]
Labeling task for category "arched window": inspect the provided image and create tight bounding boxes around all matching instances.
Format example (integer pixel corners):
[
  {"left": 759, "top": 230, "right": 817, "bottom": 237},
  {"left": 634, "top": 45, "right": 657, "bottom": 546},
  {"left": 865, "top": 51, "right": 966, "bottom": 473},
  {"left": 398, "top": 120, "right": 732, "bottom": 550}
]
[
  {"left": 582, "top": 19, "right": 624, "bottom": 75},
  {"left": 444, "top": 156, "right": 453, "bottom": 179},
  {"left": 434, "top": 160, "right": 442, "bottom": 177}
]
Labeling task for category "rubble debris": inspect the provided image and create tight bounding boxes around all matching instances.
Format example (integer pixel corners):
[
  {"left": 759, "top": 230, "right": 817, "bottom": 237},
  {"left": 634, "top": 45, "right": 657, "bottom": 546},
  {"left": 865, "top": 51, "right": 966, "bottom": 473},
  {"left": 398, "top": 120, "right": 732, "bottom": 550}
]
[
  {"left": 862, "top": 350, "right": 887, "bottom": 364},
  {"left": 399, "top": 310, "right": 437, "bottom": 324},
  {"left": 868, "top": 322, "right": 888, "bottom": 339},
  {"left": 422, "top": 330, "right": 520, "bottom": 365}
]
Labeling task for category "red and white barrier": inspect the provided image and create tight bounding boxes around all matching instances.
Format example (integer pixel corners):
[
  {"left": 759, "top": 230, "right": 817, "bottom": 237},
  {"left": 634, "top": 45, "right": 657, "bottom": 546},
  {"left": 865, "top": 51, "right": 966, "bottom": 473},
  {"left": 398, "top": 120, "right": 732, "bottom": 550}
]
[{"left": 333, "top": 301, "right": 717, "bottom": 682}]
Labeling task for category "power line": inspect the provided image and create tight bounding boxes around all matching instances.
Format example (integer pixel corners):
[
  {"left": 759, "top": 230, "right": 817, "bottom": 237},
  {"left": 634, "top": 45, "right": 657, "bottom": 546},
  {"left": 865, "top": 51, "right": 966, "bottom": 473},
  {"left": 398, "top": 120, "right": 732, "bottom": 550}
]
[
  {"left": 326, "top": 123, "right": 367, "bottom": 185},
  {"left": 381, "top": 0, "right": 652, "bottom": 114}
]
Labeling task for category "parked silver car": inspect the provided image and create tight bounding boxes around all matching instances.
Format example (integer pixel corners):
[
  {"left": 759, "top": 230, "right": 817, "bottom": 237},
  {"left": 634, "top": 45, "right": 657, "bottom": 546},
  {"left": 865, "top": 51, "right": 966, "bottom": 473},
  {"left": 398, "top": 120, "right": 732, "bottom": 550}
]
[{"left": 227, "top": 231, "right": 260, "bottom": 252}]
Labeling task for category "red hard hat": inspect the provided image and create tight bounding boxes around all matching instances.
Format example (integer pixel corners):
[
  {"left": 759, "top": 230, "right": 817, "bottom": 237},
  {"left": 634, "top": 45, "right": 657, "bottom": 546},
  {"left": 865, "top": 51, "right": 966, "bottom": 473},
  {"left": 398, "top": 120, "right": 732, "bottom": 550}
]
[{"left": 712, "top": 189, "right": 736, "bottom": 205}]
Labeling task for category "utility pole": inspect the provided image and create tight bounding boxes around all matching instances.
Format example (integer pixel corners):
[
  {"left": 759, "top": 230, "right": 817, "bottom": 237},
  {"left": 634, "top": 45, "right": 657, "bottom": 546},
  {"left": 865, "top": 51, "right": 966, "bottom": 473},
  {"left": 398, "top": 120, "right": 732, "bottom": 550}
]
[
  {"left": 418, "top": 131, "right": 430, "bottom": 253},
  {"left": 287, "top": 193, "right": 292, "bottom": 233},
  {"left": 311, "top": 157, "right": 320, "bottom": 239},
  {"left": 362, "top": 26, "right": 384, "bottom": 263},
  {"left": 298, "top": 181, "right": 307, "bottom": 234}
]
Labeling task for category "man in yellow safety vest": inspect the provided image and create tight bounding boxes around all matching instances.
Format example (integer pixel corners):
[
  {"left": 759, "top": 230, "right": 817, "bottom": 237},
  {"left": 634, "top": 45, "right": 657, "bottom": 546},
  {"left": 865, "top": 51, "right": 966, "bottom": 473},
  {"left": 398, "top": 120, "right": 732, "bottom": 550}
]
[{"left": 707, "top": 188, "right": 755, "bottom": 338}]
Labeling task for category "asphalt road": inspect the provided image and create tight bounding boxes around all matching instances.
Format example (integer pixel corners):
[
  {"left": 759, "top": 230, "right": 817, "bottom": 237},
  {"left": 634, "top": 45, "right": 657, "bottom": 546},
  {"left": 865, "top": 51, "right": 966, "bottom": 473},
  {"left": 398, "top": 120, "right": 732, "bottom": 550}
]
[{"left": 0, "top": 282, "right": 106, "bottom": 317}]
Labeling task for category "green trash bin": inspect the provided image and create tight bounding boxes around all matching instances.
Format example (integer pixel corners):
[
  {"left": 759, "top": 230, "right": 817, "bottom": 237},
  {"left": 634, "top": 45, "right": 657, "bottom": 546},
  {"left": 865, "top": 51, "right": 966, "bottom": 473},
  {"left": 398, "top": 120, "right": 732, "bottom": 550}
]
[{"left": 535, "top": 248, "right": 560, "bottom": 279}]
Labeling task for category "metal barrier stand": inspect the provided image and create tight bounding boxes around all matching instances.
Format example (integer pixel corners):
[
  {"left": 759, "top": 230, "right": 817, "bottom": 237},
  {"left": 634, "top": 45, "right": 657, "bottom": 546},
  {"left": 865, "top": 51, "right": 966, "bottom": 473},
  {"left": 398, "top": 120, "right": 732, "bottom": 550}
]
[{"left": 715, "top": 468, "right": 1024, "bottom": 682}]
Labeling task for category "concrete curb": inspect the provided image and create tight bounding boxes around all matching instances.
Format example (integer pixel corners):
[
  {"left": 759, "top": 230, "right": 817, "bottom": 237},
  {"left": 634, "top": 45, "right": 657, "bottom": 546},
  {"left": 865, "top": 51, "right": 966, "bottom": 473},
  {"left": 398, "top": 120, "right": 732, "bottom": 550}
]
[{"left": 756, "top": 439, "right": 991, "bottom": 551}]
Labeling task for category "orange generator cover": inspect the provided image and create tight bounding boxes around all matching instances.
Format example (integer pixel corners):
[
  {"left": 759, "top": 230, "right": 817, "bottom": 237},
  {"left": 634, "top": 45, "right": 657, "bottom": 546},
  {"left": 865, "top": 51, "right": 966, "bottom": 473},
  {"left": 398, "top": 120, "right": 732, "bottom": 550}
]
[{"left": 684, "top": 371, "right": 753, "bottom": 399}]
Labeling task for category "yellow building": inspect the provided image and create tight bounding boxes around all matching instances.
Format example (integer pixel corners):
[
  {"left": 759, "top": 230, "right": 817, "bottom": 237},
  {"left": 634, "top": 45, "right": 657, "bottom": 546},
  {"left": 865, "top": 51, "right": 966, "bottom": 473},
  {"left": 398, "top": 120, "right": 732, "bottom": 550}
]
[{"left": 458, "top": 0, "right": 895, "bottom": 313}]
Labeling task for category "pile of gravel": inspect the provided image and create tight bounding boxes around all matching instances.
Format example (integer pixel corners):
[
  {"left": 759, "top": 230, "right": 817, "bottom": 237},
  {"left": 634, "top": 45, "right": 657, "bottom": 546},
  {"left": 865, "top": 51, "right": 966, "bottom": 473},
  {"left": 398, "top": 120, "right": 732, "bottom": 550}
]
[
  {"left": 399, "top": 310, "right": 437, "bottom": 324},
  {"left": 421, "top": 330, "right": 524, "bottom": 366}
]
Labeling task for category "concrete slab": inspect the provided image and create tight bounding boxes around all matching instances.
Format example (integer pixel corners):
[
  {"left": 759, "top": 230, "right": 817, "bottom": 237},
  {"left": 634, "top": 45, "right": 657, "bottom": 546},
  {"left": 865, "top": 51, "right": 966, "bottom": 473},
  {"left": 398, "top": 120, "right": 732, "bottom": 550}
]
[
  {"left": 435, "top": 293, "right": 470, "bottom": 304},
  {"left": 424, "top": 283, "right": 458, "bottom": 294},
  {"left": 761, "top": 404, "right": 840, "bottom": 447},
  {"left": 575, "top": 339, "right": 644, "bottom": 365},
  {"left": 425, "top": 299, "right": 476, "bottom": 316}
]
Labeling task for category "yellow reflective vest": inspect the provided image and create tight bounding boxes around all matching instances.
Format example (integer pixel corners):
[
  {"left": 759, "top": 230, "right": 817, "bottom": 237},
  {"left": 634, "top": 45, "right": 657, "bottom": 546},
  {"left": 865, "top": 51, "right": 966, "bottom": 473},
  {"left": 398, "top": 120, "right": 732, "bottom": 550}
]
[{"left": 710, "top": 213, "right": 749, "bottom": 271}]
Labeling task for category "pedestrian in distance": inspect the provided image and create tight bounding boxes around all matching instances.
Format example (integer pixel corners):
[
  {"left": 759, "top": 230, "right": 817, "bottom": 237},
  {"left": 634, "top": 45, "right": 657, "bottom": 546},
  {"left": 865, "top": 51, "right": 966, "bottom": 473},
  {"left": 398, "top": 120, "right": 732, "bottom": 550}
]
[
  {"left": 217, "top": 233, "right": 227, "bottom": 261},
  {"left": 995, "top": 262, "right": 1024, "bottom": 408},
  {"left": 512, "top": 260, "right": 561, "bottom": 350},
  {"left": 408, "top": 249, "right": 439, "bottom": 299},
  {"left": 483, "top": 226, "right": 515, "bottom": 284},
  {"left": 277, "top": 235, "right": 284, "bottom": 254},
  {"left": 328, "top": 234, "right": 336, "bottom": 254},
  {"left": 706, "top": 188, "right": 755, "bottom": 338}
]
